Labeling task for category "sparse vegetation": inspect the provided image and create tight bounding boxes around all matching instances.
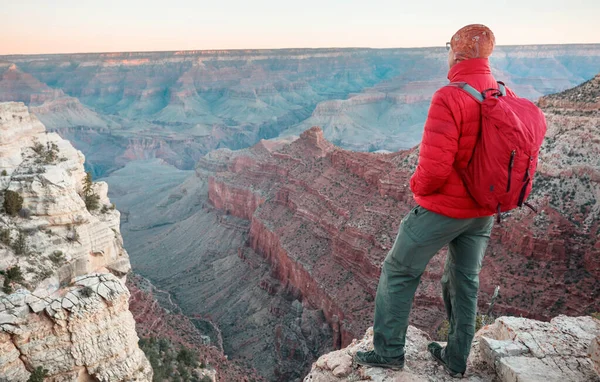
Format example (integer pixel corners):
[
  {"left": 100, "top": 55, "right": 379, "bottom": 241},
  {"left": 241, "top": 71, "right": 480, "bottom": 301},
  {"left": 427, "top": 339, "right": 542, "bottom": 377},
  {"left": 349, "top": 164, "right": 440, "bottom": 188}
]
[
  {"left": 27, "top": 366, "right": 49, "bottom": 382},
  {"left": 1, "top": 265, "right": 24, "bottom": 294},
  {"left": 436, "top": 314, "right": 493, "bottom": 341},
  {"left": 3, "top": 190, "right": 24, "bottom": 216},
  {"left": 1, "top": 170, "right": 7, "bottom": 176},
  {"left": 82, "top": 172, "right": 100, "bottom": 211},
  {"left": 12, "top": 231, "right": 29, "bottom": 255},
  {"left": 36, "top": 267, "right": 53, "bottom": 282},
  {"left": 591, "top": 312, "right": 600, "bottom": 321},
  {"left": 32, "top": 140, "right": 59, "bottom": 164},
  {"left": 80, "top": 286, "right": 94, "bottom": 298},
  {"left": 139, "top": 337, "right": 207, "bottom": 382},
  {"left": 436, "top": 319, "right": 450, "bottom": 341}
]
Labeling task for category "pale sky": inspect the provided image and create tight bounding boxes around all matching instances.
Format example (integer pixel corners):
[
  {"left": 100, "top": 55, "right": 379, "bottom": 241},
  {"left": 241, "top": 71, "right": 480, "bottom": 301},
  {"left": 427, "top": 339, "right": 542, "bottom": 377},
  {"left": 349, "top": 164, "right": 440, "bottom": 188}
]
[{"left": 1, "top": 0, "right": 598, "bottom": 55}]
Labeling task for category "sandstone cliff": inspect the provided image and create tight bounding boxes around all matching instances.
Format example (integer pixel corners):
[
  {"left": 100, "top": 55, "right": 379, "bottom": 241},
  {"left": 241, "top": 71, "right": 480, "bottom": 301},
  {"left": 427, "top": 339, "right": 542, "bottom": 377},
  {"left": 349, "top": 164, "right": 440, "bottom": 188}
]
[
  {"left": 0, "top": 102, "right": 151, "bottom": 381},
  {"left": 304, "top": 315, "right": 600, "bottom": 381}
]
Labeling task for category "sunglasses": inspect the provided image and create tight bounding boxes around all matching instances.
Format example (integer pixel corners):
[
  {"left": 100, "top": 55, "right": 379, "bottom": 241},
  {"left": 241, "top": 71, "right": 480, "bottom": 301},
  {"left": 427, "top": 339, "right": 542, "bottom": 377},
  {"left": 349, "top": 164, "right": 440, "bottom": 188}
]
[{"left": 446, "top": 42, "right": 451, "bottom": 51}]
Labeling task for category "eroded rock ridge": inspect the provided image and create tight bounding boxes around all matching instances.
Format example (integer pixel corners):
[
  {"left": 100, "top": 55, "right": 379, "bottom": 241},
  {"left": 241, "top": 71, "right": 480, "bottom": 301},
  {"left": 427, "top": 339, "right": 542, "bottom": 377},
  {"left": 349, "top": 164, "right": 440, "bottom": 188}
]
[{"left": 0, "top": 102, "right": 151, "bottom": 381}]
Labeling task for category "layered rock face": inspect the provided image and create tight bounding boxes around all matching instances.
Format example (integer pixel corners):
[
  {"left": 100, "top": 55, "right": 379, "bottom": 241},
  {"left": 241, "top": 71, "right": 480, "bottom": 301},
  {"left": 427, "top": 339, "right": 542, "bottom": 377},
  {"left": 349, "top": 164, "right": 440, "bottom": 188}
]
[
  {"left": 304, "top": 315, "right": 600, "bottom": 381},
  {"left": 2, "top": 46, "right": 599, "bottom": 177},
  {"left": 0, "top": 274, "right": 152, "bottom": 382},
  {"left": 0, "top": 102, "right": 151, "bottom": 381}
]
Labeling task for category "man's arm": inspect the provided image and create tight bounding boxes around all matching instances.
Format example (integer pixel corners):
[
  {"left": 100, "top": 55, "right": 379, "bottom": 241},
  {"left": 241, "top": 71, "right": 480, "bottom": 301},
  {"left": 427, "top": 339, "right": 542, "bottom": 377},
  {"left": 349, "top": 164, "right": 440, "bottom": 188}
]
[{"left": 410, "top": 90, "right": 460, "bottom": 196}]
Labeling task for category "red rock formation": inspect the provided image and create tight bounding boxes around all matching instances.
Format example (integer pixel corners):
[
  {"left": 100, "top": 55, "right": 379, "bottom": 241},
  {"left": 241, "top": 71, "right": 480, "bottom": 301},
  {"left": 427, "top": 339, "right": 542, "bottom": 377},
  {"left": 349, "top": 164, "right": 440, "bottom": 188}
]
[{"left": 201, "top": 103, "right": 599, "bottom": 348}]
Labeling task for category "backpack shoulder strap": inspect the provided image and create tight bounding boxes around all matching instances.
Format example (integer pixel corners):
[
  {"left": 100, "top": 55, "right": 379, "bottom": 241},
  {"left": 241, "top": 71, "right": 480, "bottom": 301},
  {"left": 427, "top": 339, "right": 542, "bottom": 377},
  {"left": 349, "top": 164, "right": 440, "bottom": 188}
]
[
  {"left": 447, "top": 81, "right": 507, "bottom": 101},
  {"left": 447, "top": 82, "right": 484, "bottom": 103},
  {"left": 497, "top": 81, "right": 507, "bottom": 96}
]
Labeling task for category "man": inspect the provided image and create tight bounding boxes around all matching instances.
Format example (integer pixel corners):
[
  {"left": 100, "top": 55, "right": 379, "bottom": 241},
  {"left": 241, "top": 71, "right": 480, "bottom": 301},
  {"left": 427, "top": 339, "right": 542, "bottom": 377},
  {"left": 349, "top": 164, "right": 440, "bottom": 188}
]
[{"left": 355, "top": 24, "right": 514, "bottom": 378}]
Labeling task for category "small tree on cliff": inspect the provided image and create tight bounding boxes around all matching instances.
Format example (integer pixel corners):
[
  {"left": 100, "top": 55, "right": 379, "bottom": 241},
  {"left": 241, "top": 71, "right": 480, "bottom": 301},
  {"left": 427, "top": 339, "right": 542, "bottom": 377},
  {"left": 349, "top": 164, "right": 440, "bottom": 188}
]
[
  {"left": 3, "top": 190, "right": 23, "bottom": 216},
  {"left": 82, "top": 172, "right": 100, "bottom": 211}
]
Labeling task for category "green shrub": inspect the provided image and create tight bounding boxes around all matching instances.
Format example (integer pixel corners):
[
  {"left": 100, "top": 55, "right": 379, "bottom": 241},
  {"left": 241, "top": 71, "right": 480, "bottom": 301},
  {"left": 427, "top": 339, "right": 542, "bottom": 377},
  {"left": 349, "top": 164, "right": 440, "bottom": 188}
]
[
  {"left": 591, "top": 312, "right": 600, "bottom": 321},
  {"left": 139, "top": 337, "right": 203, "bottom": 382},
  {"left": 1, "top": 170, "right": 7, "bottom": 176},
  {"left": 49, "top": 250, "right": 65, "bottom": 265},
  {"left": 27, "top": 366, "right": 49, "bottom": 382},
  {"left": 436, "top": 319, "right": 450, "bottom": 341},
  {"left": 37, "top": 267, "right": 53, "bottom": 281},
  {"left": 12, "top": 231, "right": 28, "bottom": 255},
  {"left": 82, "top": 172, "right": 100, "bottom": 211},
  {"left": 3, "top": 190, "right": 23, "bottom": 216},
  {"left": 176, "top": 347, "right": 198, "bottom": 367},
  {"left": 85, "top": 194, "right": 100, "bottom": 211},
  {"left": 437, "top": 314, "right": 491, "bottom": 341},
  {"left": 32, "top": 141, "right": 59, "bottom": 164}
]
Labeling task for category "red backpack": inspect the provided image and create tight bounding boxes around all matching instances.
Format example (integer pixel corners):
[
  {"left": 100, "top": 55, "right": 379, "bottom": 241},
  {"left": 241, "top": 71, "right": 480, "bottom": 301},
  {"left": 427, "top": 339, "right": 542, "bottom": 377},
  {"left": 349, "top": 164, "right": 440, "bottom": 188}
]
[{"left": 449, "top": 82, "right": 547, "bottom": 222}]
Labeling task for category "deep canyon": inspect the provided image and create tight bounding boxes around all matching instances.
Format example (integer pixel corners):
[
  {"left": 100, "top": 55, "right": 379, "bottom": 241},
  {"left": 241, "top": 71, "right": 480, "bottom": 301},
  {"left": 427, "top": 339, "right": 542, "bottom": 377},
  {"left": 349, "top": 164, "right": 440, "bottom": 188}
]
[{"left": 1, "top": 47, "right": 599, "bottom": 381}]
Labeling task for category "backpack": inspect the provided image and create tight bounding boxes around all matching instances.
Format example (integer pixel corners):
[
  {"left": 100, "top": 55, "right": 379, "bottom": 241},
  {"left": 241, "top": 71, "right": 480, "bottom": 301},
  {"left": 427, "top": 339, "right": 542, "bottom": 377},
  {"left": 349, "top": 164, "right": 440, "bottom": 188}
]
[{"left": 449, "top": 81, "right": 547, "bottom": 222}]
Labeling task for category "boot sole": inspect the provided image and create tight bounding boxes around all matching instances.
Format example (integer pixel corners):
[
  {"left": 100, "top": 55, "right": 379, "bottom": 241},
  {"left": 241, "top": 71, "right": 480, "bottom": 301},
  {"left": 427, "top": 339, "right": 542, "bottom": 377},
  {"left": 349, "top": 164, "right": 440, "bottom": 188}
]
[
  {"left": 355, "top": 359, "right": 404, "bottom": 370},
  {"left": 429, "top": 352, "right": 464, "bottom": 378}
]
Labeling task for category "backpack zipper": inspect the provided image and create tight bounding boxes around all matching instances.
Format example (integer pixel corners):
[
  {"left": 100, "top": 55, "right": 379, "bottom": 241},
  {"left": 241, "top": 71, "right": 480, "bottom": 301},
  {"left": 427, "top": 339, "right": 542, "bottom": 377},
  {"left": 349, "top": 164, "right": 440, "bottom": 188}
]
[
  {"left": 506, "top": 150, "right": 516, "bottom": 192},
  {"left": 517, "top": 163, "right": 532, "bottom": 207}
]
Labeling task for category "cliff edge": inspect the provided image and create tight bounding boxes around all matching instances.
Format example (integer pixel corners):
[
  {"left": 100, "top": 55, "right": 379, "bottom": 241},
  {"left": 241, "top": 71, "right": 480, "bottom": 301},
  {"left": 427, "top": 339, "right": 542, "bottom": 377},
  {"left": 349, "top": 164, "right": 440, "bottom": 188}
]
[
  {"left": 0, "top": 102, "right": 151, "bottom": 381},
  {"left": 305, "top": 315, "right": 600, "bottom": 382}
]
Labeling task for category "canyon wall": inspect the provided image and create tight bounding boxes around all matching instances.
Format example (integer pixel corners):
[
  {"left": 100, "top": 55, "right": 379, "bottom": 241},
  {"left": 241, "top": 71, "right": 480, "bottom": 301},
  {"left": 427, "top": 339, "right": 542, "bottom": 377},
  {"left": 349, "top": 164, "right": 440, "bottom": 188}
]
[{"left": 0, "top": 102, "right": 151, "bottom": 381}]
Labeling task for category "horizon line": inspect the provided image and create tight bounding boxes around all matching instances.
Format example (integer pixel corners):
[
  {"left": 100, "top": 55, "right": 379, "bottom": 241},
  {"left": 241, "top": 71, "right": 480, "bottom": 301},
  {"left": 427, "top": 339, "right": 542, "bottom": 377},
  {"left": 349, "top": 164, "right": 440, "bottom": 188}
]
[{"left": 2, "top": 42, "right": 599, "bottom": 58}]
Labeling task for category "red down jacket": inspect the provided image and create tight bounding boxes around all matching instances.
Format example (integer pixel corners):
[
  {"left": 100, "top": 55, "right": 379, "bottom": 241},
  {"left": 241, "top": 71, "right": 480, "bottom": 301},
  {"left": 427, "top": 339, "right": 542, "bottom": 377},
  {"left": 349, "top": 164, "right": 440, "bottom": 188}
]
[{"left": 409, "top": 58, "right": 517, "bottom": 219}]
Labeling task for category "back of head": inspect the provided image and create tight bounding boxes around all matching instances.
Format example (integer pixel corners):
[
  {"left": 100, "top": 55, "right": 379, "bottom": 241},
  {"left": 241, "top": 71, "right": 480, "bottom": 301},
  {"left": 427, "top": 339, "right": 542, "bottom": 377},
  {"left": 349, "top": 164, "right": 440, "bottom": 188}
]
[{"left": 450, "top": 24, "right": 495, "bottom": 61}]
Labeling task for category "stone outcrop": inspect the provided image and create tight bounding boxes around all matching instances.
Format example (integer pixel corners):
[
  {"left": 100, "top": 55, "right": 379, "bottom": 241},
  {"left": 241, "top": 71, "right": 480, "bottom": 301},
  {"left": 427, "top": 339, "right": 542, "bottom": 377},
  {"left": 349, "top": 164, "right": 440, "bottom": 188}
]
[
  {"left": 0, "top": 274, "right": 152, "bottom": 382},
  {"left": 0, "top": 102, "right": 130, "bottom": 291},
  {"left": 479, "top": 315, "right": 600, "bottom": 381},
  {"left": 304, "top": 315, "right": 600, "bottom": 382},
  {"left": 0, "top": 102, "right": 151, "bottom": 381}
]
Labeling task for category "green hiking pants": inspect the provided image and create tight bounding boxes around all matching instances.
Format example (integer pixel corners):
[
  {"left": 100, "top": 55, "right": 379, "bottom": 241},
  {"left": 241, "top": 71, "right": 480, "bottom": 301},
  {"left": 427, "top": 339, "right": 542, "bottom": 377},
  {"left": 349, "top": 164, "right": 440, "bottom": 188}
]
[{"left": 372, "top": 205, "right": 493, "bottom": 373}]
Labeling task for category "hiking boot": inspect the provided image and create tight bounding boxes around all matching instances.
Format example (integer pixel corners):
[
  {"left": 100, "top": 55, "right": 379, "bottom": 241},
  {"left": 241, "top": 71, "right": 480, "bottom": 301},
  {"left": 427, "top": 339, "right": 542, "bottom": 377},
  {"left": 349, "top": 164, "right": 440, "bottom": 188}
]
[
  {"left": 428, "top": 342, "right": 464, "bottom": 378},
  {"left": 355, "top": 350, "right": 405, "bottom": 370}
]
